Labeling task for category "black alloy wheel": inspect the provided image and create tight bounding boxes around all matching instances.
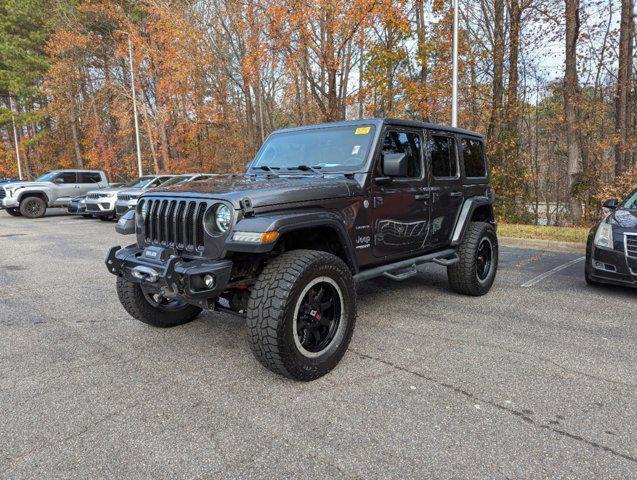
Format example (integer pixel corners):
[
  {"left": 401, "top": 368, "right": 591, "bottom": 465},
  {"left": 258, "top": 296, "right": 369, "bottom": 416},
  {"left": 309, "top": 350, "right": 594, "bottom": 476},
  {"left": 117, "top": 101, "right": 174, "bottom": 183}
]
[
  {"left": 476, "top": 238, "right": 493, "bottom": 282},
  {"left": 294, "top": 278, "right": 343, "bottom": 356}
]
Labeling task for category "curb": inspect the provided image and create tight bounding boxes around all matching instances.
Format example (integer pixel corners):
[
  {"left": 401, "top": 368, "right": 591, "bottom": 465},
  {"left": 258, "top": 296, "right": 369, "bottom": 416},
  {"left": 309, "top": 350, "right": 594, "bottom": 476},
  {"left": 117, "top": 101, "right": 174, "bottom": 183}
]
[{"left": 499, "top": 236, "right": 586, "bottom": 254}]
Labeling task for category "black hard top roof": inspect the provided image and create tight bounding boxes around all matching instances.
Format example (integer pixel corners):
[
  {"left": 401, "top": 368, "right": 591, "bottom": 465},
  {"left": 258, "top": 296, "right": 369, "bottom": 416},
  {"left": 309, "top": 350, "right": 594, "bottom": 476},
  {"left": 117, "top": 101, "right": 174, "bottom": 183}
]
[{"left": 274, "top": 118, "right": 483, "bottom": 138}]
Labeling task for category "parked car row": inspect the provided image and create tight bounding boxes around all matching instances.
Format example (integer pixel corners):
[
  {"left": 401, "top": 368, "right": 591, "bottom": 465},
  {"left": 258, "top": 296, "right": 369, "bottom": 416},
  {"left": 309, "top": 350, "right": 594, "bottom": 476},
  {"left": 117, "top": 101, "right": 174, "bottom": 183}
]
[{"left": 0, "top": 170, "right": 217, "bottom": 220}]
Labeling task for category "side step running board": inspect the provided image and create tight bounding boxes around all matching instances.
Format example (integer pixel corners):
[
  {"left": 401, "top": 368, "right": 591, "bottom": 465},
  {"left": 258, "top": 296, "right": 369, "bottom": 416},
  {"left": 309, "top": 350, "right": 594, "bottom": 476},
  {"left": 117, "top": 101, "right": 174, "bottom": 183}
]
[{"left": 354, "top": 249, "right": 459, "bottom": 283}]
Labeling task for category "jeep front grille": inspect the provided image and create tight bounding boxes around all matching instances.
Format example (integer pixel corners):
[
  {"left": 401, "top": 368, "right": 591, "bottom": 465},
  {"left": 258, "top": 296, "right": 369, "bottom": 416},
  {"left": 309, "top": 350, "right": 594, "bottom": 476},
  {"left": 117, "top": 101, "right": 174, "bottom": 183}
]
[
  {"left": 626, "top": 234, "right": 637, "bottom": 258},
  {"left": 118, "top": 194, "right": 137, "bottom": 201},
  {"left": 143, "top": 198, "right": 208, "bottom": 254},
  {"left": 87, "top": 193, "right": 99, "bottom": 199},
  {"left": 0, "top": 188, "right": 5, "bottom": 199}
]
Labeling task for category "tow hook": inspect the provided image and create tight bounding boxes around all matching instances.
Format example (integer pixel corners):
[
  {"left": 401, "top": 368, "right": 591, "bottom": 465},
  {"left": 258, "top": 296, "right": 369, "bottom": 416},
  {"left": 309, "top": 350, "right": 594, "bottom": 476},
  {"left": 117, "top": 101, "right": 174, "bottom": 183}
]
[{"left": 132, "top": 265, "right": 159, "bottom": 283}]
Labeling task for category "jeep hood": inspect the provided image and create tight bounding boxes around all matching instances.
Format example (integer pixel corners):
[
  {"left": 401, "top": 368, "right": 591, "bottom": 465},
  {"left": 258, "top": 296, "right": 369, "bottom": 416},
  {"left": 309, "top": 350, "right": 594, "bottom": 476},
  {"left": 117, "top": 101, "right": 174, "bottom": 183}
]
[
  {"left": 150, "top": 174, "right": 360, "bottom": 208},
  {"left": 608, "top": 208, "right": 637, "bottom": 229}
]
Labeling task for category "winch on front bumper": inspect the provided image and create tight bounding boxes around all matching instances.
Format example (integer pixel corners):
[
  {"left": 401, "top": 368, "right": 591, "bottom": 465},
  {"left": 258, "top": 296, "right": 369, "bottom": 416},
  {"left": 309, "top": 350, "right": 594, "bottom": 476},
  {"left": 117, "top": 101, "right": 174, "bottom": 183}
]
[{"left": 106, "top": 245, "right": 233, "bottom": 308}]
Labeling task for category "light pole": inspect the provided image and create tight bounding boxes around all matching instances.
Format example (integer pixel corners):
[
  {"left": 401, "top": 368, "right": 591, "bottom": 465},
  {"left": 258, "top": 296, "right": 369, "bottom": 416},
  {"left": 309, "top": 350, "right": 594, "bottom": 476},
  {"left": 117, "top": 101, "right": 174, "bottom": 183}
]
[
  {"left": 127, "top": 35, "right": 143, "bottom": 177},
  {"left": 451, "top": 0, "right": 459, "bottom": 127},
  {"left": 8, "top": 95, "right": 23, "bottom": 180}
]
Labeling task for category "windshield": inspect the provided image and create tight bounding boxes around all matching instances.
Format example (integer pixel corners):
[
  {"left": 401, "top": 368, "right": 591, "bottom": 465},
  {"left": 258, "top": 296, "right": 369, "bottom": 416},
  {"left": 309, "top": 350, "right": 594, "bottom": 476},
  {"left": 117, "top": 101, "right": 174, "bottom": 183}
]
[
  {"left": 35, "top": 172, "right": 58, "bottom": 182},
  {"left": 252, "top": 125, "right": 376, "bottom": 173},
  {"left": 157, "top": 175, "right": 190, "bottom": 187},
  {"left": 124, "top": 176, "right": 155, "bottom": 188},
  {"left": 622, "top": 189, "right": 637, "bottom": 210}
]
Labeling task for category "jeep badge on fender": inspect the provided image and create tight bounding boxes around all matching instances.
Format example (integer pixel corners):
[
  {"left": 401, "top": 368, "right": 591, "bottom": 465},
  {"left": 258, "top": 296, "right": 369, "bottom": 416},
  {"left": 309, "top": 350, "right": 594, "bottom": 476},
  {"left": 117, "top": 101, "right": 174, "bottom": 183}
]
[{"left": 106, "top": 118, "right": 497, "bottom": 381}]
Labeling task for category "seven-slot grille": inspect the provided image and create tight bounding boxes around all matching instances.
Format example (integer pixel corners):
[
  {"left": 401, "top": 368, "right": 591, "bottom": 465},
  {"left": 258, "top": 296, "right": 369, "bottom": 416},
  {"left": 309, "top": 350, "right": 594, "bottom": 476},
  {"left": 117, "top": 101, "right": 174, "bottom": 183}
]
[
  {"left": 0, "top": 188, "right": 5, "bottom": 199},
  {"left": 143, "top": 198, "right": 208, "bottom": 254},
  {"left": 87, "top": 193, "right": 100, "bottom": 199},
  {"left": 118, "top": 194, "right": 137, "bottom": 201},
  {"left": 626, "top": 234, "right": 637, "bottom": 258}
]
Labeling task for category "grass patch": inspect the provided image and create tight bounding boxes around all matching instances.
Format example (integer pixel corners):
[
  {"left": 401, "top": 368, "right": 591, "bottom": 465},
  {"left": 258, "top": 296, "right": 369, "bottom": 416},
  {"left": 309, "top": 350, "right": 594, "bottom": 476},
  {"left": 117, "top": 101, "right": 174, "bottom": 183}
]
[{"left": 498, "top": 223, "right": 589, "bottom": 243}]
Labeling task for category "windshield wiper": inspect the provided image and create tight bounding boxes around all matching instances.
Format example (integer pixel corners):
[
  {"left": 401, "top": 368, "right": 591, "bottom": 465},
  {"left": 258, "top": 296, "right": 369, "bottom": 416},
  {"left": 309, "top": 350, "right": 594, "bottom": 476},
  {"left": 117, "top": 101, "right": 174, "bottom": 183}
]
[
  {"left": 287, "top": 165, "right": 323, "bottom": 175},
  {"left": 250, "top": 165, "right": 280, "bottom": 176}
]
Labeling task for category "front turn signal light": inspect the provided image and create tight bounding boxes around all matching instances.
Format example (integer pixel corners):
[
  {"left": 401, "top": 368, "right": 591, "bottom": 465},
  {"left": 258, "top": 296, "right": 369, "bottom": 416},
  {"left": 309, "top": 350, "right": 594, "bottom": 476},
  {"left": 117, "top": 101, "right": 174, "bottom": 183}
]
[{"left": 232, "top": 230, "right": 279, "bottom": 244}]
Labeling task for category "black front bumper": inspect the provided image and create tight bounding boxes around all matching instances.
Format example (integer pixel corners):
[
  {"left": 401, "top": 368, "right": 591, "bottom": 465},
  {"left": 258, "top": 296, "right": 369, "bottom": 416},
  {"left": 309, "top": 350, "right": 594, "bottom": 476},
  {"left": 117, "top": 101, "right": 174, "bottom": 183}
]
[
  {"left": 587, "top": 244, "right": 637, "bottom": 288},
  {"left": 106, "top": 245, "right": 234, "bottom": 308}
]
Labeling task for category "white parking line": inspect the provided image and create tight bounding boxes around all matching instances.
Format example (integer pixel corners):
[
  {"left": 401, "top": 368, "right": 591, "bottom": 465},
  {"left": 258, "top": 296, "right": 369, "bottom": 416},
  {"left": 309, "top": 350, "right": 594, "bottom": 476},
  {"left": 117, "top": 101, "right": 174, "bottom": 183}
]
[{"left": 521, "top": 256, "right": 585, "bottom": 287}]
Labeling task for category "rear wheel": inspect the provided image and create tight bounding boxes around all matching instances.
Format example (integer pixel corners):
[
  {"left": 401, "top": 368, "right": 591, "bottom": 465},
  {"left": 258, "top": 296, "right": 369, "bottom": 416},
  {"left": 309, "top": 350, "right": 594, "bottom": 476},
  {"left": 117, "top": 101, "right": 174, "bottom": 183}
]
[
  {"left": 19, "top": 196, "right": 47, "bottom": 218},
  {"left": 246, "top": 250, "right": 357, "bottom": 381},
  {"left": 6, "top": 208, "right": 21, "bottom": 217},
  {"left": 447, "top": 221, "right": 498, "bottom": 296},
  {"left": 116, "top": 277, "right": 202, "bottom": 327}
]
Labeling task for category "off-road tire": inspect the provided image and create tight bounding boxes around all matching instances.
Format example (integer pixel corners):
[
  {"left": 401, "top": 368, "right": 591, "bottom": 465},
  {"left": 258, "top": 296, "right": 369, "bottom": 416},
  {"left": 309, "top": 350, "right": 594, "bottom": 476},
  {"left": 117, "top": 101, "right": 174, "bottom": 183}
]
[
  {"left": 116, "top": 277, "right": 202, "bottom": 328},
  {"left": 447, "top": 221, "right": 498, "bottom": 296},
  {"left": 19, "top": 196, "right": 47, "bottom": 218},
  {"left": 6, "top": 208, "right": 22, "bottom": 217},
  {"left": 246, "top": 249, "right": 357, "bottom": 381}
]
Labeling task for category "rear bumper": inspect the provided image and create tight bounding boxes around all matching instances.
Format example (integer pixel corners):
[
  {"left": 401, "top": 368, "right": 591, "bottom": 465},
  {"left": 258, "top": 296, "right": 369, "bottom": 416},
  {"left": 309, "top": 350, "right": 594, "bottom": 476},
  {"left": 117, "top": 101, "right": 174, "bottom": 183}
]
[{"left": 106, "top": 245, "right": 233, "bottom": 308}]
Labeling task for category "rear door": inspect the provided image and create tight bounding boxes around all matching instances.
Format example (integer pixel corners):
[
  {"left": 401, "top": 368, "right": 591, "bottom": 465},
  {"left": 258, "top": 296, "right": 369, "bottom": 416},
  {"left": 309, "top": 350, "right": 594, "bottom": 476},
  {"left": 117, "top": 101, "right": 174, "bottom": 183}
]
[
  {"left": 425, "top": 132, "right": 464, "bottom": 248},
  {"left": 371, "top": 127, "right": 429, "bottom": 259},
  {"left": 77, "top": 172, "right": 104, "bottom": 195}
]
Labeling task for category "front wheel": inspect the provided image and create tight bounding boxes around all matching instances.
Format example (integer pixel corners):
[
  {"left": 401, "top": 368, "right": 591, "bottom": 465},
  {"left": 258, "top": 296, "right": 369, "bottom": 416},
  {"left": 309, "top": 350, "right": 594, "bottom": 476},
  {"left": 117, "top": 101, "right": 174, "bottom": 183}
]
[
  {"left": 19, "top": 196, "right": 47, "bottom": 218},
  {"left": 6, "top": 208, "right": 22, "bottom": 217},
  {"left": 116, "top": 277, "right": 202, "bottom": 327},
  {"left": 246, "top": 250, "right": 357, "bottom": 381},
  {"left": 447, "top": 221, "right": 498, "bottom": 296}
]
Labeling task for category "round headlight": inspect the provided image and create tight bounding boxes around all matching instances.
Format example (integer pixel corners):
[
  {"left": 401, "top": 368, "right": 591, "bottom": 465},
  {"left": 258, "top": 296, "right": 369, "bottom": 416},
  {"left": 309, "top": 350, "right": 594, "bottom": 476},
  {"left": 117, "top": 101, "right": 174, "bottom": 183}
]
[
  {"left": 204, "top": 203, "right": 232, "bottom": 236},
  {"left": 138, "top": 200, "right": 148, "bottom": 223}
]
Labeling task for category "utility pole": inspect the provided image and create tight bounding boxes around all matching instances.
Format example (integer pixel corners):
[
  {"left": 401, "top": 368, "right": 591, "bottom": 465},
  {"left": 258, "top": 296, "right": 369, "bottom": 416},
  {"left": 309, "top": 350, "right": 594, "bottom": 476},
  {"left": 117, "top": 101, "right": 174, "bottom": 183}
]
[
  {"left": 8, "top": 95, "right": 23, "bottom": 180},
  {"left": 451, "top": 0, "right": 459, "bottom": 127},
  {"left": 128, "top": 36, "right": 143, "bottom": 177}
]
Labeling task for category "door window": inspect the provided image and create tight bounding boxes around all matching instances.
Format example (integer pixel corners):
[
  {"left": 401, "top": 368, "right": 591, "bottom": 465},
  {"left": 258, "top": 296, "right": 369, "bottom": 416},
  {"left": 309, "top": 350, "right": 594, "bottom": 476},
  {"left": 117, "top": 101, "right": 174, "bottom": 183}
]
[
  {"left": 380, "top": 131, "right": 422, "bottom": 178},
  {"left": 56, "top": 172, "right": 78, "bottom": 183},
  {"left": 429, "top": 136, "right": 458, "bottom": 179},
  {"left": 461, "top": 138, "right": 487, "bottom": 178},
  {"left": 79, "top": 172, "right": 102, "bottom": 183}
]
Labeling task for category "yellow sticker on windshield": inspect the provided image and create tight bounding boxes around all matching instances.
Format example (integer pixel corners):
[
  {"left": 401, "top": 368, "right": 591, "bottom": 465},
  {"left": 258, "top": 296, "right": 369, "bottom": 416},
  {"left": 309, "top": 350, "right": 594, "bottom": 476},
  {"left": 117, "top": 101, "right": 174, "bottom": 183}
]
[{"left": 354, "top": 126, "right": 371, "bottom": 135}]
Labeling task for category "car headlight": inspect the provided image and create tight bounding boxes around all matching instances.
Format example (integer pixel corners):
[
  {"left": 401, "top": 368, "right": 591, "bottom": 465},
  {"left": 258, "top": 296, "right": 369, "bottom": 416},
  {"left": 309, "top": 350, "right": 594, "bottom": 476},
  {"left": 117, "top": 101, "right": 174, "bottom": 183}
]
[
  {"left": 204, "top": 203, "right": 232, "bottom": 236},
  {"left": 79, "top": 199, "right": 86, "bottom": 205},
  {"left": 593, "top": 222, "right": 613, "bottom": 248}
]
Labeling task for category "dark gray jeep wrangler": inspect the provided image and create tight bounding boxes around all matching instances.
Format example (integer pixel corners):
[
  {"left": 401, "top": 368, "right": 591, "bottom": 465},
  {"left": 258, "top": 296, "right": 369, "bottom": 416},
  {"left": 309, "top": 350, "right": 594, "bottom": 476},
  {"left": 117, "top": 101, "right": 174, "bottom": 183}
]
[{"left": 107, "top": 119, "right": 497, "bottom": 381}]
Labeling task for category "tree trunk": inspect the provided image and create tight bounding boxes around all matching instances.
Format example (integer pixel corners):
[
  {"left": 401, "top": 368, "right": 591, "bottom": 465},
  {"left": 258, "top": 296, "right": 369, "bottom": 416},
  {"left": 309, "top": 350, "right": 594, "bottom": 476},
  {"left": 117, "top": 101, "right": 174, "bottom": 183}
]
[
  {"left": 564, "top": 0, "right": 583, "bottom": 224},
  {"left": 505, "top": 0, "right": 521, "bottom": 138},
  {"left": 614, "top": 0, "right": 635, "bottom": 176},
  {"left": 487, "top": 0, "right": 505, "bottom": 142},
  {"left": 70, "top": 94, "right": 83, "bottom": 168}
]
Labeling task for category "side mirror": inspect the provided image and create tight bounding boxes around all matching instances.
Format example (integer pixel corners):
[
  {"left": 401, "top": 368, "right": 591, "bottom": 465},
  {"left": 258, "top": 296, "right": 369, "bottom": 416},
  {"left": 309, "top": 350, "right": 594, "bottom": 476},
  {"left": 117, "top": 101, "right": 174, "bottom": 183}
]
[
  {"left": 53, "top": 178, "right": 64, "bottom": 184},
  {"left": 602, "top": 198, "right": 618, "bottom": 209},
  {"left": 382, "top": 152, "right": 408, "bottom": 177}
]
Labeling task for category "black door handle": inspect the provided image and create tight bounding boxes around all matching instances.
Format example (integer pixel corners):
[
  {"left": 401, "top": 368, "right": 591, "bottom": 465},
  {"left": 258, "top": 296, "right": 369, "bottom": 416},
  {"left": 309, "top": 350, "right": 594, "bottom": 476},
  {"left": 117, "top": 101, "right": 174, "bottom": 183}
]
[
  {"left": 415, "top": 193, "right": 430, "bottom": 200},
  {"left": 450, "top": 191, "right": 463, "bottom": 197}
]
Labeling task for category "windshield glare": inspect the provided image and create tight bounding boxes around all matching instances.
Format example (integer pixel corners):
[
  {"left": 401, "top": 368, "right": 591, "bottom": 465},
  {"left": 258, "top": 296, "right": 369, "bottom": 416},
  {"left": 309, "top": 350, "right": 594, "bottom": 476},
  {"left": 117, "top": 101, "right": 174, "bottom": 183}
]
[
  {"left": 158, "top": 175, "right": 189, "bottom": 187},
  {"left": 35, "top": 172, "right": 57, "bottom": 182},
  {"left": 252, "top": 125, "right": 375, "bottom": 172},
  {"left": 125, "top": 176, "right": 155, "bottom": 188},
  {"left": 623, "top": 190, "right": 637, "bottom": 210}
]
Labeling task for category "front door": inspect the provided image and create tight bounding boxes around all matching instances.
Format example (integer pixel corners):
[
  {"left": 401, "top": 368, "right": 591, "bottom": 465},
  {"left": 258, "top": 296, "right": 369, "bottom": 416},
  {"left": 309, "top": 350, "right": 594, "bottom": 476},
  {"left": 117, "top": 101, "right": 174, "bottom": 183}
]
[
  {"left": 371, "top": 128, "right": 429, "bottom": 259},
  {"left": 54, "top": 171, "right": 80, "bottom": 202},
  {"left": 425, "top": 131, "right": 465, "bottom": 248}
]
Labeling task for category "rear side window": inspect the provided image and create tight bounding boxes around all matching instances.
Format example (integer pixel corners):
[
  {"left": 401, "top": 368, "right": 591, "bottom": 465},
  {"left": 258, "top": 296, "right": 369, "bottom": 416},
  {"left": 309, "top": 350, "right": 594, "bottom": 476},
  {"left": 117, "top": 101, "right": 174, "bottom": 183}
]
[
  {"left": 380, "top": 131, "right": 422, "bottom": 178},
  {"left": 56, "top": 172, "right": 77, "bottom": 183},
  {"left": 79, "top": 172, "right": 102, "bottom": 183},
  {"left": 462, "top": 138, "right": 487, "bottom": 178},
  {"left": 428, "top": 135, "right": 458, "bottom": 178}
]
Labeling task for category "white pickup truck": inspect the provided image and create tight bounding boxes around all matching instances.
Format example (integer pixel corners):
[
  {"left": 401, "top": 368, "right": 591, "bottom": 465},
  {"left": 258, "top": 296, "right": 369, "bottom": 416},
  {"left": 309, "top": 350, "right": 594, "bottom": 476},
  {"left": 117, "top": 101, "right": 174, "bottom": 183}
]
[{"left": 0, "top": 169, "right": 109, "bottom": 218}]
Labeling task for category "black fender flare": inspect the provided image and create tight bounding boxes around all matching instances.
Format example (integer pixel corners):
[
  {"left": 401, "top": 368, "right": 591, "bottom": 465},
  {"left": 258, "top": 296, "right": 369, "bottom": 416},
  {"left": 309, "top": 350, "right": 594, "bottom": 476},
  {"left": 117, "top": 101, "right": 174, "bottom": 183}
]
[
  {"left": 225, "top": 210, "right": 358, "bottom": 272},
  {"left": 17, "top": 190, "right": 50, "bottom": 205},
  {"left": 450, "top": 196, "right": 495, "bottom": 246}
]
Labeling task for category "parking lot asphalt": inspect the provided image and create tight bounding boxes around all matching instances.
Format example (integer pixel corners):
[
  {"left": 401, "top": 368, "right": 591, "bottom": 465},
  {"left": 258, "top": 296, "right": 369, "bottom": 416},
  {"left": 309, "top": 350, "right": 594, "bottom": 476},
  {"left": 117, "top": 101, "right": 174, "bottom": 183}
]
[{"left": 0, "top": 210, "right": 635, "bottom": 479}]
